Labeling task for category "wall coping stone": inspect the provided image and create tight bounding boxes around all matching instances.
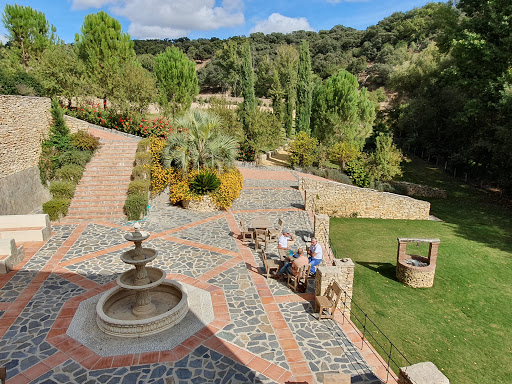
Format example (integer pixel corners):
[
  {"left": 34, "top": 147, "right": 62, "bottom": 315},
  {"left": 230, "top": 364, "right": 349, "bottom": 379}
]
[{"left": 399, "top": 362, "right": 449, "bottom": 384}]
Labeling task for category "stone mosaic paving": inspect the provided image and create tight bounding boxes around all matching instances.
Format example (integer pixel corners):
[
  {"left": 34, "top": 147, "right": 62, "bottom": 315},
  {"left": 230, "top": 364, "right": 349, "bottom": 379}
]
[
  {"left": 231, "top": 189, "right": 305, "bottom": 211},
  {"left": 171, "top": 217, "right": 239, "bottom": 252},
  {"left": 0, "top": 163, "right": 391, "bottom": 384},
  {"left": 208, "top": 264, "right": 289, "bottom": 370}
]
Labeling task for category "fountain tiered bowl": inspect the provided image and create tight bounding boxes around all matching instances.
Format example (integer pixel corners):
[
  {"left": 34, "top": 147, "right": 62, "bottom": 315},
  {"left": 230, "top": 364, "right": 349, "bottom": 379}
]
[{"left": 96, "top": 225, "right": 189, "bottom": 337}]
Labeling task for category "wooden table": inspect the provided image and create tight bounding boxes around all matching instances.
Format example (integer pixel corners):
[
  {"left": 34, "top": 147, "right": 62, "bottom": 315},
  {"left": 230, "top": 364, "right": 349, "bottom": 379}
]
[{"left": 252, "top": 217, "right": 273, "bottom": 230}]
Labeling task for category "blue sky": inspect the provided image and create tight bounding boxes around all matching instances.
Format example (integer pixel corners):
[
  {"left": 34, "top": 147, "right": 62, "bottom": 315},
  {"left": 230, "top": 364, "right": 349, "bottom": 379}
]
[{"left": 0, "top": 0, "right": 434, "bottom": 44}]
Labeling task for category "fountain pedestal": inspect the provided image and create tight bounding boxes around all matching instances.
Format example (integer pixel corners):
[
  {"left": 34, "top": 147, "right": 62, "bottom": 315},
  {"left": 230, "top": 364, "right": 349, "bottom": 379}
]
[{"left": 96, "top": 224, "right": 189, "bottom": 337}]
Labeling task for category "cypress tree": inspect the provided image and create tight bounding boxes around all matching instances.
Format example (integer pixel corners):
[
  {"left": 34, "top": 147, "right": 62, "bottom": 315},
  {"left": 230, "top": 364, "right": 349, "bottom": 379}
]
[
  {"left": 296, "top": 41, "right": 313, "bottom": 134},
  {"left": 240, "top": 41, "right": 256, "bottom": 130}
]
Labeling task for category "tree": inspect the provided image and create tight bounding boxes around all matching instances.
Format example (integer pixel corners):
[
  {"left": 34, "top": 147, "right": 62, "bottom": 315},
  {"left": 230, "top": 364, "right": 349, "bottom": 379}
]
[
  {"left": 34, "top": 44, "right": 84, "bottom": 104},
  {"left": 255, "top": 55, "right": 274, "bottom": 97},
  {"left": 240, "top": 41, "right": 256, "bottom": 131},
  {"left": 154, "top": 46, "right": 198, "bottom": 117},
  {"left": 214, "top": 39, "right": 241, "bottom": 95},
  {"left": 75, "top": 11, "right": 135, "bottom": 109},
  {"left": 329, "top": 141, "right": 360, "bottom": 170},
  {"left": 162, "top": 110, "right": 237, "bottom": 173},
  {"left": 275, "top": 45, "right": 299, "bottom": 136},
  {"left": 2, "top": 4, "right": 58, "bottom": 69},
  {"left": 269, "top": 65, "right": 285, "bottom": 123},
  {"left": 311, "top": 69, "right": 375, "bottom": 148},
  {"left": 296, "top": 41, "right": 313, "bottom": 134},
  {"left": 368, "top": 134, "right": 403, "bottom": 181}
]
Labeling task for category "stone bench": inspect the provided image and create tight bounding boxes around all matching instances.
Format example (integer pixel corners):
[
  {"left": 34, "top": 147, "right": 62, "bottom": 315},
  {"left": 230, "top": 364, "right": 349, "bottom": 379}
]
[
  {"left": 0, "top": 214, "right": 51, "bottom": 242},
  {"left": 0, "top": 238, "right": 25, "bottom": 273}
]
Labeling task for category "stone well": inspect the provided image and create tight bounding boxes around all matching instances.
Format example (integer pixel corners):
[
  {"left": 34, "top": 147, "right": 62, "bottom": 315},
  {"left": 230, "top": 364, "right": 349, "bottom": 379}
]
[{"left": 396, "top": 238, "right": 440, "bottom": 288}]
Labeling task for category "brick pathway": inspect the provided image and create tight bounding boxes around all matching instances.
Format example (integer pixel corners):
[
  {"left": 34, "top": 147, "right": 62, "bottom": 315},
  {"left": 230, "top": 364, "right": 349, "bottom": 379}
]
[
  {"left": 63, "top": 127, "right": 140, "bottom": 222},
  {"left": 0, "top": 162, "right": 396, "bottom": 384}
]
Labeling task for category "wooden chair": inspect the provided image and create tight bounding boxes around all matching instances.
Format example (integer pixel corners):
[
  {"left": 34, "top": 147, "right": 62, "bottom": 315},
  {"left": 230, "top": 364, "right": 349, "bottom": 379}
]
[
  {"left": 268, "top": 218, "right": 284, "bottom": 241},
  {"left": 239, "top": 220, "right": 254, "bottom": 243},
  {"left": 287, "top": 263, "right": 311, "bottom": 292},
  {"left": 254, "top": 229, "right": 269, "bottom": 250},
  {"left": 315, "top": 281, "right": 342, "bottom": 320},
  {"left": 261, "top": 249, "right": 280, "bottom": 278}
]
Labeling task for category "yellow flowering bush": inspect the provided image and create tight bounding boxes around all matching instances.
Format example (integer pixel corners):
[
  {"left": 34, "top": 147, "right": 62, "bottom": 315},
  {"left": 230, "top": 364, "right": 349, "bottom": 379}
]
[
  {"left": 212, "top": 167, "right": 243, "bottom": 209},
  {"left": 150, "top": 137, "right": 177, "bottom": 194}
]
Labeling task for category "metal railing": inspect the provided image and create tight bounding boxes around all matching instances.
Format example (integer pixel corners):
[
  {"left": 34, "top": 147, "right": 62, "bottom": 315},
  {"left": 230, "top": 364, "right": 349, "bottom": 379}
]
[{"left": 339, "top": 287, "right": 411, "bottom": 383}]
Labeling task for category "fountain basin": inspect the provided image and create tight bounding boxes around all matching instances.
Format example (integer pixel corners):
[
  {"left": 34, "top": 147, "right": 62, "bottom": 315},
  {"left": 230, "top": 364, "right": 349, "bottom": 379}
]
[
  {"left": 117, "top": 267, "right": 165, "bottom": 290},
  {"left": 125, "top": 231, "right": 150, "bottom": 242},
  {"left": 96, "top": 280, "right": 189, "bottom": 337},
  {"left": 120, "top": 248, "right": 158, "bottom": 264}
]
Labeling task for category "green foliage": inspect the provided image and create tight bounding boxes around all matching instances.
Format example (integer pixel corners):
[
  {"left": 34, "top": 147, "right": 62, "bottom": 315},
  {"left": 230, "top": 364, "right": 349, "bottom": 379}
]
[
  {"left": 163, "top": 110, "right": 238, "bottom": 173},
  {"left": 43, "top": 98, "right": 71, "bottom": 151},
  {"left": 208, "top": 97, "right": 244, "bottom": 140},
  {"left": 54, "top": 164, "right": 83, "bottom": 183},
  {"left": 189, "top": 170, "right": 221, "bottom": 195},
  {"left": 70, "top": 130, "right": 99, "bottom": 151},
  {"left": 275, "top": 45, "right": 299, "bottom": 136},
  {"left": 329, "top": 141, "right": 361, "bottom": 170},
  {"left": 49, "top": 181, "right": 76, "bottom": 199},
  {"left": 367, "top": 134, "right": 403, "bottom": 181},
  {"left": 311, "top": 69, "right": 375, "bottom": 148},
  {"left": 57, "top": 150, "right": 92, "bottom": 168},
  {"left": 0, "top": 69, "right": 45, "bottom": 96},
  {"left": 2, "top": 4, "right": 58, "bottom": 68},
  {"left": 75, "top": 11, "right": 136, "bottom": 108},
  {"left": 38, "top": 146, "right": 60, "bottom": 185},
  {"left": 289, "top": 132, "right": 319, "bottom": 167},
  {"left": 236, "top": 142, "right": 256, "bottom": 162},
  {"left": 296, "top": 41, "right": 313, "bottom": 134},
  {"left": 124, "top": 193, "right": 148, "bottom": 220},
  {"left": 132, "top": 165, "right": 151, "bottom": 180},
  {"left": 240, "top": 41, "right": 256, "bottom": 130},
  {"left": 137, "top": 138, "right": 151, "bottom": 152},
  {"left": 213, "top": 39, "right": 241, "bottom": 95},
  {"left": 42, "top": 198, "right": 70, "bottom": 221},
  {"left": 345, "top": 156, "right": 372, "bottom": 187},
  {"left": 302, "top": 166, "right": 353, "bottom": 185},
  {"left": 154, "top": 46, "right": 198, "bottom": 117},
  {"left": 127, "top": 179, "right": 150, "bottom": 196},
  {"left": 135, "top": 152, "right": 152, "bottom": 166},
  {"left": 243, "top": 109, "right": 284, "bottom": 154}
]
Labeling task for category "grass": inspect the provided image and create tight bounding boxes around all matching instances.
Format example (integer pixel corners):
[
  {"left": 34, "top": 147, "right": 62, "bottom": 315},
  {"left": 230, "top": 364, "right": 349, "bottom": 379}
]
[{"left": 330, "top": 155, "right": 512, "bottom": 384}]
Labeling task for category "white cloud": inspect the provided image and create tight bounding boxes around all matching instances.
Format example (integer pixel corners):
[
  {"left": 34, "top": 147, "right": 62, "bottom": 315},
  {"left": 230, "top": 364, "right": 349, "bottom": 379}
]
[
  {"left": 250, "top": 13, "right": 313, "bottom": 35},
  {"left": 71, "top": 0, "right": 117, "bottom": 10},
  {"left": 111, "top": 0, "right": 245, "bottom": 39},
  {"left": 0, "top": 34, "right": 7, "bottom": 44}
]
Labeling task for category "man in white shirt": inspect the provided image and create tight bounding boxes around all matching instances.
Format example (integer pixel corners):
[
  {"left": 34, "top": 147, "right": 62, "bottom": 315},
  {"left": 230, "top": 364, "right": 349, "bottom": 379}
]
[
  {"left": 308, "top": 237, "right": 323, "bottom": 276},
  {"left": 277, "top": 228, "right": 294, "bottom": 259}
]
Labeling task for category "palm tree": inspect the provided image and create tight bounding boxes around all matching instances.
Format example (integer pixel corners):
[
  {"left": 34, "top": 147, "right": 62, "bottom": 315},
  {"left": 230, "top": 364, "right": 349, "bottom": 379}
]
[{"left": 162, "top": 110, "right": 238, "bottom": 173}]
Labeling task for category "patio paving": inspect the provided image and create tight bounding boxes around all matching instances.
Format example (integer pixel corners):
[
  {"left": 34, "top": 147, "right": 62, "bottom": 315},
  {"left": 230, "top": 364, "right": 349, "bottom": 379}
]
[{"left": 0, "top": 163, "right": 395, "bottom": 384}]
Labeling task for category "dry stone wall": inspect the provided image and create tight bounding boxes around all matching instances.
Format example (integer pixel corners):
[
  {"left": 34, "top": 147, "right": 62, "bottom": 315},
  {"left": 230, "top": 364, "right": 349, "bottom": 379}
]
[
  {"left": 0, "top": 96, "right": 82, "bottom": 214},
  {"left": 300, "top": 178, "right": 430, "bottom": 220}
]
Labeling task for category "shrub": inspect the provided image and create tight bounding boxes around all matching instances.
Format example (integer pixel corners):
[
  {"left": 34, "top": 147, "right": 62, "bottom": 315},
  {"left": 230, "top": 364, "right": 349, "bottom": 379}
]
[
  {"left": 346, "top": 156, "right": 372, "bottom": 187},
  {"left": 54, "top": 164, "right": 84, "bottom": 183},
  {"left": 189, "top": 170, "right": 221, "bottom": 195},
  {"left": 127, "top": 179, "right": 150, "bottom": 196},
  {"left": 289, "top": 132, "right": 319, "bottom": 167},
  {"left": 38, "top": 146, "right": 60, "bottom": 185},
  {"left": 70, "top": 130, "right": 100, "bottom": 151},
  {"left": 137, "top": 138, "right": 151, "bottom": 152},
  {"left": 57, "top": 150, "right": 92, "bottom": 168},
  {"left": 132, "top": 165, "right": 150, "bottom": 180},
  {"left": 49, "top": 181, "right": 76, "bottom": 199},
  {"left": 236, "top": 141, "right": 256, "bottom": 162},
  {"left": 124, "top": 193, "right": 148, "bottom": 220},
  {"left": 43, "top": 198, "right": 71, "bottom": 221},
  {"left": 135, "top": 152, "right": 152, "bottom": 166},
  {"left": 211, "top": 167, "right": 243, "bottom": 209}
]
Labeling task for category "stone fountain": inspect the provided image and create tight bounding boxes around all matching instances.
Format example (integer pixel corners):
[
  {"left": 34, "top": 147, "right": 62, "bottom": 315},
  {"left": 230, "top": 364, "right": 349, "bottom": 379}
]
[{"left": 96, "top": 224, "right": 189, "bottom": 337}]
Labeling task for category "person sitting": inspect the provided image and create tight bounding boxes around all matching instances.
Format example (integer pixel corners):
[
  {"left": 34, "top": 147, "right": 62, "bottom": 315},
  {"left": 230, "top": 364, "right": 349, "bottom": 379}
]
[
  {"left": 274, "top": 248, "right": 308, "bottom": 278},
  {"left": 307, "top": 237, "right": 323, "bottom": 276},
  {"left": 277, "top": 228, "right": 294, "bottom": 259}
]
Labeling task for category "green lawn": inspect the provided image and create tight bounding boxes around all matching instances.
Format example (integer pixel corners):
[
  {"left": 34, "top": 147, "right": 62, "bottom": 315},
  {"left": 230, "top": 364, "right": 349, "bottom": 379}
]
[{"left": 330, "top": 156, "right": 512, "bottom": 384}]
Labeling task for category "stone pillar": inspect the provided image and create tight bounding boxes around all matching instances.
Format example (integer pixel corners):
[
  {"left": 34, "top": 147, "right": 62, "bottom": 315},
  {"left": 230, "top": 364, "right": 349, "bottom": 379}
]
[
  {"left": 304, "top": 190, "right": 318, "bottom": 212},
  {"left": 316, "top": 258, "right": 354, "bottom": 315},
  {"left": 314, "top": 213, "right": 330, "bottom": 246},
  {"left": 398, "top": 362, "right": 449, "bottom": 384},
  {"left": 429, "top": 241, "right": 440, "bottom": 264}
]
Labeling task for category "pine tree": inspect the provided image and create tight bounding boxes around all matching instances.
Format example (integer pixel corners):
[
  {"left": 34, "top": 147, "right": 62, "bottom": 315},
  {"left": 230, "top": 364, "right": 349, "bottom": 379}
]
[{"left": 295, "top": 41, "right": 313, "bottom": 134}]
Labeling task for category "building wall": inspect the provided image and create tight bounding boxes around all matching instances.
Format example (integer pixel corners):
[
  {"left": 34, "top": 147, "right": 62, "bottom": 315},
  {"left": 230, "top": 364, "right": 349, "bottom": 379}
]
[{"left": 300, "top": 177, "right": 430, "bottom": 220}]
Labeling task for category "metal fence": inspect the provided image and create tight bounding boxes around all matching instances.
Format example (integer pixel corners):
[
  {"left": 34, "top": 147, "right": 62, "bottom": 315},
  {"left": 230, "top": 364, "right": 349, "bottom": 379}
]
[{"left": 338, "top": 286, "right": 411, "bottom": 383}]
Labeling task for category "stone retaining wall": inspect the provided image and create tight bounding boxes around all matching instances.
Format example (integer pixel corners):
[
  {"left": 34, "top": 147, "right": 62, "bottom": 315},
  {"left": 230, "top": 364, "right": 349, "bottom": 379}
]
[
  {"left": 390, "top": 181, "right": 447, "bottom": 199},
  {"left": 63, "top": 115, "right": 92, "bottom": 133},
  {"left": 300, "top": 178, "right": 430, "bottom": 220},
  {"left": 316, "top": 259, "right": 354, "bottom": 315}
]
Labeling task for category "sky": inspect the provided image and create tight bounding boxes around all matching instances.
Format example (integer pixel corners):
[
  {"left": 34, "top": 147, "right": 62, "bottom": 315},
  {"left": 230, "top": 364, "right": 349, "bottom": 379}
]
[{"left": 0, "top": 0, "right": 434, "bottom": 44}]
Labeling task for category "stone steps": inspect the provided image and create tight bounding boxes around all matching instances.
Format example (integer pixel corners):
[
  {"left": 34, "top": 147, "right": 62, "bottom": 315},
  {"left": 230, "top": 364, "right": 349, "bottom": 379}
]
[{"left": 64, "top": 136, "right": 139, "bottom": 222}]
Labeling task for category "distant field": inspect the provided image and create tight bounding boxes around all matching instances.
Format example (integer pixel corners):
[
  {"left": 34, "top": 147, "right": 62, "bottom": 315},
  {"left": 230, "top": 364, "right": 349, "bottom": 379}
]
[{"left": 330, "top": 156, "right": 512, "bottom": 384}]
